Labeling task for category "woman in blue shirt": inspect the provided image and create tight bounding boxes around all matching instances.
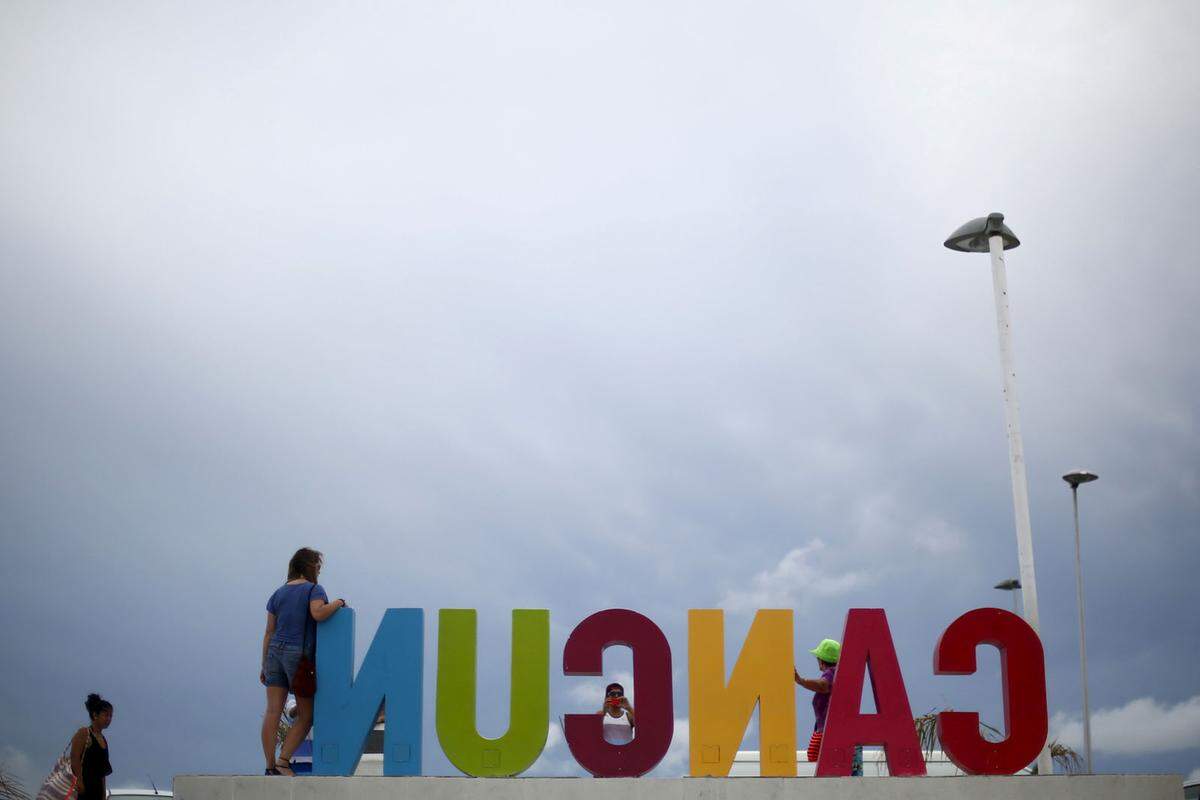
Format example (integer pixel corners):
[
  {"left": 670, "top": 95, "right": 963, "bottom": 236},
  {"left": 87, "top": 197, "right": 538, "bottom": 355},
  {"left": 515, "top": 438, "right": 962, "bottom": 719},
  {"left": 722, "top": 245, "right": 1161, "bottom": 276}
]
[{"left": 259, "top": 547, "right": 347, "bottom": 776}]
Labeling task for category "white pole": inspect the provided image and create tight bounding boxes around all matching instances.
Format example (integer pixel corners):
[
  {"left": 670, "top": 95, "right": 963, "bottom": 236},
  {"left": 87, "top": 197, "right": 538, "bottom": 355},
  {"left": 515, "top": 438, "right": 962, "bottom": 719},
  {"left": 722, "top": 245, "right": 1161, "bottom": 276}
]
[
  {"left": 987, "top": 234, "right": 1054, "bottom": 776},
  {"left": 1071, "top": 486, "right": 1094, "bottom": 773}
]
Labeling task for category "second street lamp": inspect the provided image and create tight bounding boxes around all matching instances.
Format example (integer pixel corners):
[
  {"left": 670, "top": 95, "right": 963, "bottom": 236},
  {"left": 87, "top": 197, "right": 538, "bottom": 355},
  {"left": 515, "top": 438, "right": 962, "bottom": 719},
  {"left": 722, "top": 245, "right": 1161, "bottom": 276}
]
[
  {"left": 1063, "top": 469, "right": 1099, "bottom": 774},
  {"left": 994, "top": 578, "right": 1022, "bottom": 615}
]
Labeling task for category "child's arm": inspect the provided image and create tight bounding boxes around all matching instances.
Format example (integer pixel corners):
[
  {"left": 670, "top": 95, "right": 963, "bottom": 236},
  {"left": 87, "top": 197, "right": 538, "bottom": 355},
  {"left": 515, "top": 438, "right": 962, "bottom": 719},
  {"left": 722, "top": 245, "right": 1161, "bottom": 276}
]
[{"left": 794, "top": 669, "right": 831, "bottom": 693}]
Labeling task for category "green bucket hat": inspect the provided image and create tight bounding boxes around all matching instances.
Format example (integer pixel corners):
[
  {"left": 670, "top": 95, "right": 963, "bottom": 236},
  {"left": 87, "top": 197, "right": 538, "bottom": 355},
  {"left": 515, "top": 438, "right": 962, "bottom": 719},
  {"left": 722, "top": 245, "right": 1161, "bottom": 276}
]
[{"left": 809, "top": 638, "right": 841, "bottom": 664}]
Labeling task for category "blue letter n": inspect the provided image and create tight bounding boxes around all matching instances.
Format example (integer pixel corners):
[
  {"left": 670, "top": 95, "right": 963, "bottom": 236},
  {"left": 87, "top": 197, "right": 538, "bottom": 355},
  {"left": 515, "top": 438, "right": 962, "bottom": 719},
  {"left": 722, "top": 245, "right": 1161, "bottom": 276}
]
[{"left": 314, "top": 608, "right": 423, "bottom": 775}]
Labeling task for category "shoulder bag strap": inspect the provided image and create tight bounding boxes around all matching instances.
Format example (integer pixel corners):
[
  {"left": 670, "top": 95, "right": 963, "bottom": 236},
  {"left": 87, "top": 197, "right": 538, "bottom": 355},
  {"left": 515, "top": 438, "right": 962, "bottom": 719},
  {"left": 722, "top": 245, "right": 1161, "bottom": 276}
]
[{"left": 300, "top": 583, "right": 316, "bottom": 655}]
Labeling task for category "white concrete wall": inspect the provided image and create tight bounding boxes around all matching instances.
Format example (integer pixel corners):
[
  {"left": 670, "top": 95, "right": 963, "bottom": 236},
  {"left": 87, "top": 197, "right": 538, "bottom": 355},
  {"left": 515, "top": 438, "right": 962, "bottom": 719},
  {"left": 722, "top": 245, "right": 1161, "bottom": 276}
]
[
  {"left": 175, "top": 775, "right": 1182, "bottom": 800},
  {"left": 727, "top": 749, "right": 1032, "bottom": 777}
]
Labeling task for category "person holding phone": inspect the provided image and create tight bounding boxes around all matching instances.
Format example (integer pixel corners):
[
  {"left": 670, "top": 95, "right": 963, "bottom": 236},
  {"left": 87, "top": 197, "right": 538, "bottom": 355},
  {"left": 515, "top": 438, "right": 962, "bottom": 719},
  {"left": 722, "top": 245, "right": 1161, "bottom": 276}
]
[
  {"left": 259, "top": 547, "right": 347, "bottom": 776},
  {"left": 599, "top": 682, "right": 635, "bottom": 744}
]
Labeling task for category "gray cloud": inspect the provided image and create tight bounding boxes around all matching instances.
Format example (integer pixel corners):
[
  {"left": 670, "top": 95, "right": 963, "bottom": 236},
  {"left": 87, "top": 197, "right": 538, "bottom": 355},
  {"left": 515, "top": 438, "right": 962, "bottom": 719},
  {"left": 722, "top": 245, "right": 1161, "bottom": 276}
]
[
  {"left": 1051, "top": 695, "right": 1200, "bottom": 756},
  {"left": 1, "top": 0, "right": 1197, "bottom": 786}
]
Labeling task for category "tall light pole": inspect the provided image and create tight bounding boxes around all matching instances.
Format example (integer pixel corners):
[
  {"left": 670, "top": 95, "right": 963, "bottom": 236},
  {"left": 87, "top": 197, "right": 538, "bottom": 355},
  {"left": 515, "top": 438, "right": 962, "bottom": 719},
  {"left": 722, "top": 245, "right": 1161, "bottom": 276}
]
[
  {"left": 994, "top": 578, "right": 1022, "bottom": 615},
  {"left": 945, "top": 212, "right": 1052, "bottom": 776},
  {"left": 1064, "top": 469, "right": 1098, "bottom": 774}
]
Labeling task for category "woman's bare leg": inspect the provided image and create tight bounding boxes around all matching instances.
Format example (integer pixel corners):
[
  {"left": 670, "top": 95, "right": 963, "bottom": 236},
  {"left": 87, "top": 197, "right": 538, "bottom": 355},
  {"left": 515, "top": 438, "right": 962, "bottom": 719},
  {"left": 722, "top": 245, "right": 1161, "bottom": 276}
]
[
  {"left": 262, "top": 686, "right": 289, "bottom": 769},
  {"left": 279, "top": 694, "right": 314, "bottom": 768}
]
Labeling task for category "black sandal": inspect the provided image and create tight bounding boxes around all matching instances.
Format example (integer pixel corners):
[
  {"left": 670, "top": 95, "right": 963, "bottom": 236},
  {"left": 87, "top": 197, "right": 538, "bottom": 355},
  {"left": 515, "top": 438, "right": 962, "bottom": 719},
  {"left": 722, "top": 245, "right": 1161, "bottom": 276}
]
[
  {"left": 264, "top": 767, "right": 281, "bottom": 775},
  {"left": 275, "top": 757, "right": 295, "bottom": 777}
]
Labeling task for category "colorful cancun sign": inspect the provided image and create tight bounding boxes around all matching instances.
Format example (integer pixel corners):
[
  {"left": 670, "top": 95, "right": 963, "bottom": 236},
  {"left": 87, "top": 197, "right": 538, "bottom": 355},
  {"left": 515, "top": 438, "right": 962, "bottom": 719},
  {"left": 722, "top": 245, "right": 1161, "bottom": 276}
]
[{"left": 311, "top": 607, "right": 1048, "bottom": 778}]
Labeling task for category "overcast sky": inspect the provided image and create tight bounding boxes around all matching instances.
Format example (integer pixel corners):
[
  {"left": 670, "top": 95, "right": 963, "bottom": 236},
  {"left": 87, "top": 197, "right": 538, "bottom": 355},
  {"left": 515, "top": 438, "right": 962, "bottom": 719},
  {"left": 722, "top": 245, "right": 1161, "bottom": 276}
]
[{"left": 2, "top": 0, "right": 1198, "bottom": 791}]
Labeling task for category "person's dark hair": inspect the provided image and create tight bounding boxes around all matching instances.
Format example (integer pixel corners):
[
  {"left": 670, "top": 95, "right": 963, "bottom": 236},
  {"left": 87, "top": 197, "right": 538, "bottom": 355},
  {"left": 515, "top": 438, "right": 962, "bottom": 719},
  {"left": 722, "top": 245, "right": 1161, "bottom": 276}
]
[
  {"left": 817, "top": 660, "right": 833, "bottom": 671},
  {"left": 85, "top": 693, "right": 112, "bottom": 719},
  {"left": 288, "top": 548, "right": 323, "bottom": 582},
  {"left": 605, "top": 682, "right": 624, "bottom": 694}
]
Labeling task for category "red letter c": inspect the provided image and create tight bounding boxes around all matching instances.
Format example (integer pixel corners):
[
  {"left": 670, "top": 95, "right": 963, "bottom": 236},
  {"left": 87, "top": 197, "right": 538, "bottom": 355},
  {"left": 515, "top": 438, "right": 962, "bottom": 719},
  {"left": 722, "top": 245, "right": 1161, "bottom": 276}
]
[{"left": 934, "top": 608, "right": 1048, "bottom": 775}]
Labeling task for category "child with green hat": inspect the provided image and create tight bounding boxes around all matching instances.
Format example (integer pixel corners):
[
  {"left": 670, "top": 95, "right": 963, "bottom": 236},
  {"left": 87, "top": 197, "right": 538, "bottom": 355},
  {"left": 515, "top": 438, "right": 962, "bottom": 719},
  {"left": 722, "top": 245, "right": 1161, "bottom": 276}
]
[
  {"left": 795, "top": 638, "right": 841, "bottom": 765},
  {"left": 796, "top": 637, "right": 862, "bottom": 774}
]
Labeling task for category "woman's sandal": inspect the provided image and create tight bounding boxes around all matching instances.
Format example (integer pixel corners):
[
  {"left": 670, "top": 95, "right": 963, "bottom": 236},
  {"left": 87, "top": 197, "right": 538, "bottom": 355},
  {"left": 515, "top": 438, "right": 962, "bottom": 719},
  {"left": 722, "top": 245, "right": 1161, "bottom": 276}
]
[
  {"left": 275, "top": 757, "right": 295, "bottom": 777},
  {"left": 264, "top": 767, "right": 281, "bottom": 775}
]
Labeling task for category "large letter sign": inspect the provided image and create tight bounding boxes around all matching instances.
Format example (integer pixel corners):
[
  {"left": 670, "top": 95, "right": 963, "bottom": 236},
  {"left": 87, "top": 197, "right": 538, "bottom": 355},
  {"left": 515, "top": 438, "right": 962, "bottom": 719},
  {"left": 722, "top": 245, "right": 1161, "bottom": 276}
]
[
  {"left": 313, "top": 608, "right": 424, "bottom": 776},
  {"left": 815, "top": 609, "right": 925, "bottom": 777},
  {"left": 688, "top": 610, "right": 796, "bottom": 776},
  {"left": 563, "top": 609, "right": 674, "bottom": 777},
  {"left": 934, "top": 608, "right": 1048, "bottom": 774},
  {"left": 436, "top": 609, "right": 550, "bottom": 777},
  {"left": 306, "top": 603, "right": 1050, "bottom": 778}
]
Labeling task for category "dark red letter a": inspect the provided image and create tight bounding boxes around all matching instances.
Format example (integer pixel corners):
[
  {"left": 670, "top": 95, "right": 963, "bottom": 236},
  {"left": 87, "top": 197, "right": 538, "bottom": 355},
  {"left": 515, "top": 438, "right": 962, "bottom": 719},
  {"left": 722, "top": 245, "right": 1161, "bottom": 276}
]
[{"left": 815, "top": 609, "right": 925, "bottom": 776}]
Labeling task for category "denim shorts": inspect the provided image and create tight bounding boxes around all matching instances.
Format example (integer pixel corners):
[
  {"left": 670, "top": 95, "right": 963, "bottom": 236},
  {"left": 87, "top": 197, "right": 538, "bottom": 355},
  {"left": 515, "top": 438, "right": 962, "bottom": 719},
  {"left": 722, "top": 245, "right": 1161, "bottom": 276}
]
[{"left": 263, "top": 642, "right": 305, "bottom": 690}]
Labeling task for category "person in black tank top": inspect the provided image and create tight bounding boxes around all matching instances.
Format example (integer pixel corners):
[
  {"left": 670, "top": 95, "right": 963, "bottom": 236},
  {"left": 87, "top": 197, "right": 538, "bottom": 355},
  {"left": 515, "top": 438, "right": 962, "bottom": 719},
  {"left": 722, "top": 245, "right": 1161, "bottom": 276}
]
[{"left": 71, "top": 694, "right": 113, "bottom": 800}]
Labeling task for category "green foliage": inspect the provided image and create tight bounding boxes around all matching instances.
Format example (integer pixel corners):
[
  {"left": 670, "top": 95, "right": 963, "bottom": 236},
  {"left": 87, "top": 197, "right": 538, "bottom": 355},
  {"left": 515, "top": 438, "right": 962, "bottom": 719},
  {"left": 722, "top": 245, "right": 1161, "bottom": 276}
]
[
  {"left": 0, "top": 763, "right": 31, "bottom": 800},
  {"left": 1047, "top": 742, "right": 1084, "bottom": 775},
  {"left": 913, "top": 708, "right": 1083, "bottom": 775}
]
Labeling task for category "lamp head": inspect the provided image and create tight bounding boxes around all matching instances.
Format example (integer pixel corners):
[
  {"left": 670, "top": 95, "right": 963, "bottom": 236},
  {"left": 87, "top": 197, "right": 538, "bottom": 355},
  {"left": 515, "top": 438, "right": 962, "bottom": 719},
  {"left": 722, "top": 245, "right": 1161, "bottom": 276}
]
[
  {"left": 994, "top": 578, "right": 1021, "bottom": 591},
  {"left": 1063, "top": 469, "right": 1099, "bottom": 488},
  {"left": 944, "top": 212, "right": 1020, "bottom": 253}
]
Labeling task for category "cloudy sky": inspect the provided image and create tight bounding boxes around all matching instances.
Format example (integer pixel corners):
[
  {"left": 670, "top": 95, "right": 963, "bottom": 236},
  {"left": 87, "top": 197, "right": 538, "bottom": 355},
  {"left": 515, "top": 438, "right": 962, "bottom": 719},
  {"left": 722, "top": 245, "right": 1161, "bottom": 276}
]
[{"left": 2, "top": 0, "right": 1198, "bottom": 791}]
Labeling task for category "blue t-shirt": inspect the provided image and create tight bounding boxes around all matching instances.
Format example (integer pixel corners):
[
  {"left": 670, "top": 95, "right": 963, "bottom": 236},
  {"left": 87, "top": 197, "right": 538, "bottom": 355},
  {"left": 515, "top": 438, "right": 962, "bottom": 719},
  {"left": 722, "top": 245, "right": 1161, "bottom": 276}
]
[{"left": 267, "top": 581, "right": 328, "bottom": 651}]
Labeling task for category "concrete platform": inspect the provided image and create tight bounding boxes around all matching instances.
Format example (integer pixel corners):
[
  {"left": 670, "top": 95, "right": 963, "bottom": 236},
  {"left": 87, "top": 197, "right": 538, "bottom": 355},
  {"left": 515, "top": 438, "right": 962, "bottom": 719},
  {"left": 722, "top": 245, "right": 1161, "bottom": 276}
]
[{"left": 175, "top": 774, "right": 1182, "bottom": 800}]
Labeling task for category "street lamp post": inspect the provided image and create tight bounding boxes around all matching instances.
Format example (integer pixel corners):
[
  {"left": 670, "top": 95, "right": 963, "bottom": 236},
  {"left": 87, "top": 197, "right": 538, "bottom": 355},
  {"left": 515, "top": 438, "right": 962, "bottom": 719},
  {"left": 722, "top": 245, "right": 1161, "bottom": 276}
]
[
  {"left": 1063, "top": 469, "right": 1098, "bottom": 774},
  {"left": 994, "top": 578, "right": 1022, "bottom": 615},
  {"left": 945, "top": 212, "right": 1052, "bottom": 776}
]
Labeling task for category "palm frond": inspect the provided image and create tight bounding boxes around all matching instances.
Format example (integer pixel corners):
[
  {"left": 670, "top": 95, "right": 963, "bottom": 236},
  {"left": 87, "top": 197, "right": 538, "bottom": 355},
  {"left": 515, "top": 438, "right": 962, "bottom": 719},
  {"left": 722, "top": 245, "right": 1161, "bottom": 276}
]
[
  {"left": 0, "top": 764, "right": 32, "bottom": 800},
  {"left": 913, "top": 711, "right": 939, "bottom": 755},
  {"left": 277, "top": 715, "right": 293, "bottom": 745},
  {"left": 915, "top": 709, "right": 1085, "bottom": 775},
  {"left": 1049, "top": 740, "right": 1084, "bottom": 774}
]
